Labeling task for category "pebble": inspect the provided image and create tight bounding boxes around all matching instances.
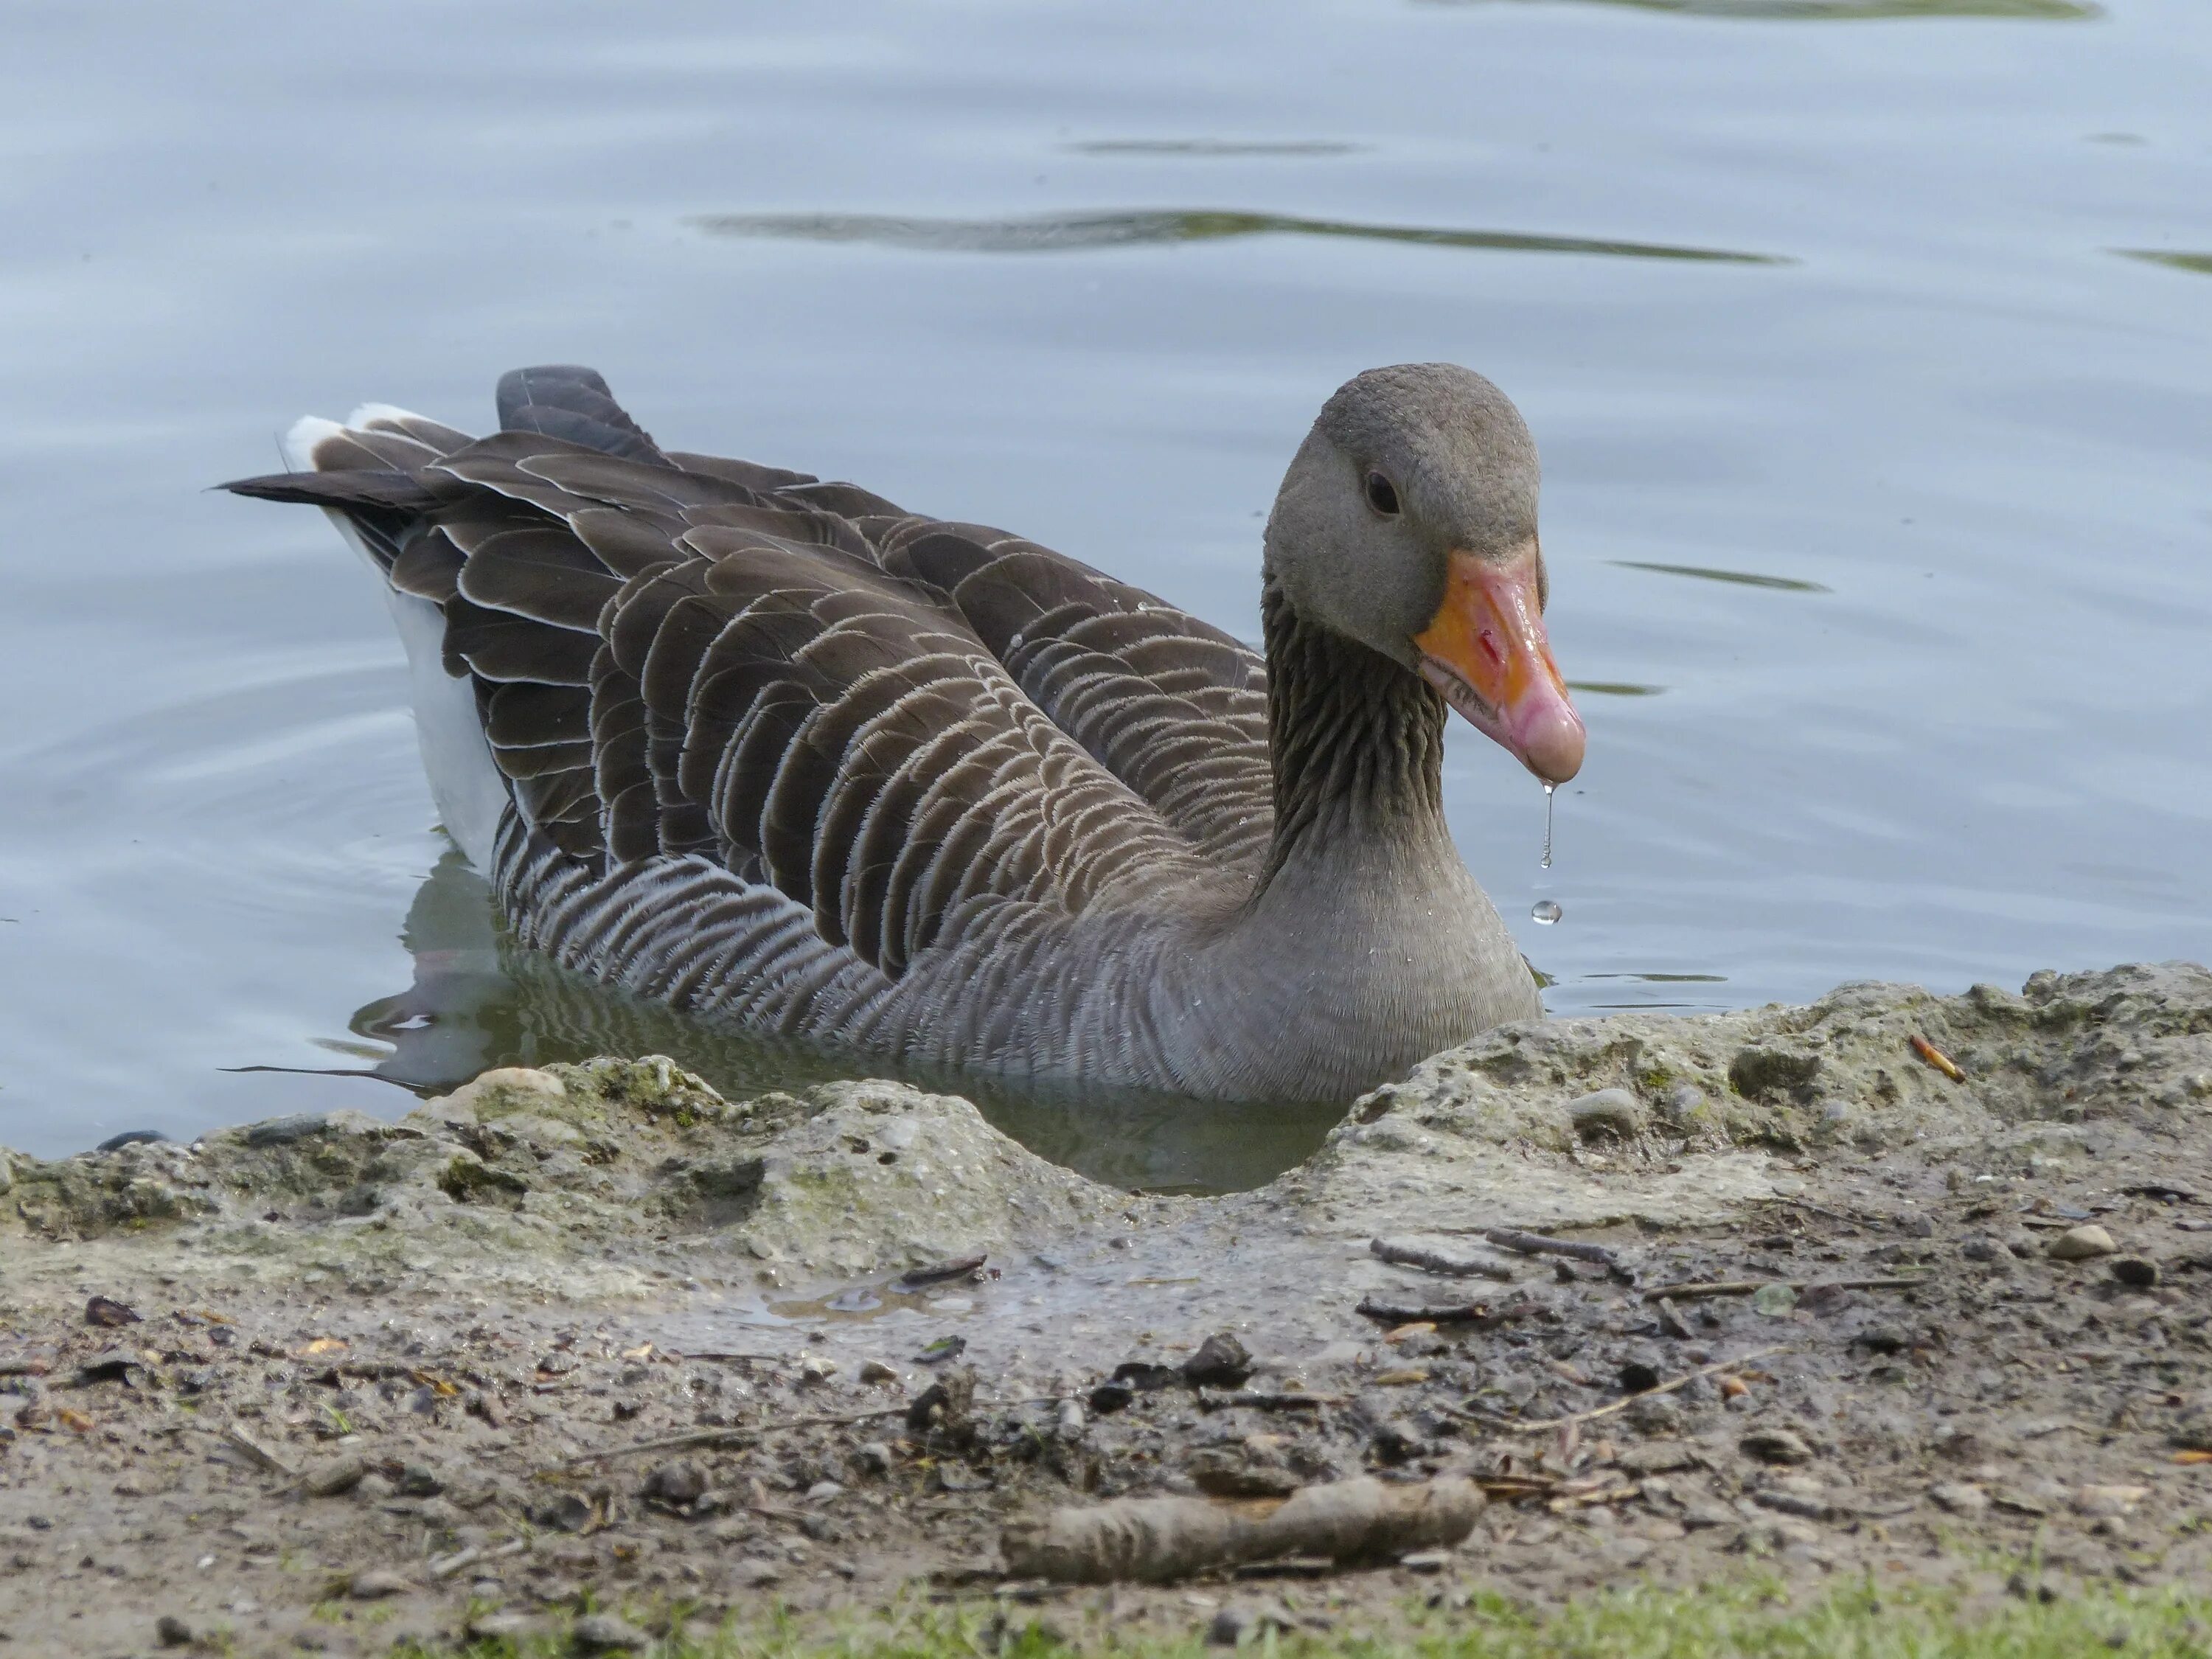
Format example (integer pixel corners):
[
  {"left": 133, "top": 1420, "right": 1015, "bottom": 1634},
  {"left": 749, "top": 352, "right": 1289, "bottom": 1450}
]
[
  {"left": 1181, "top": 1332, "right": 1254, "bottom": 1389},
  {"left": 2046, "top": 1225, "right": 2117, "bottom": 1262},
  {"left": 1618, "top": 1440, "right": 1698, "bottom": 1475},
  {"left": 852, "top": 1441, "right": 894, "bottom": 1478},
  {"left": 2110, "top": 1256, "right": 2160, "bottom": 1288},
  {"left": 1397, "top": 1549, "right": 1453, "bottom": 1573},
  {"left": 1568, "top": 1088, "right": 1643, "bottom": 1143},
  {"left": 156, "top": 1613, "right": 194, "bottom": 1647},
  {"left": 644, "top": 1460, "right": 706, "bottom": 1507},
  {"left": 465, "top": 1613, "right": 534, "bottom": 1641},
  {"left": 348, "top": 1568, "right": 412, "bottom": 1600},
  {"left": 1929, "top": 1482, "right": 1989, "bottom": 1517},
  {"left": 573, "top": 1612, "right": 649, "bottom": 1653},
  {"left": 2072, "top": 1484, "right": 2148, "bottom": 1518},
  {"left": 303, "top": 1457, "right": 366, "bottom": 1498},
  {"left": 396, "top": 1463, "right": 445, "bottom": 1497},
  {"left": 805, "top": 1480, "right": 845, "bottom": 1503},
  {"left": 1739, "top": 1427, "right": 1815, "bottom": 1466},
  {"left": 858, "top": 1360, "right": 898, "bottom": 1385}
]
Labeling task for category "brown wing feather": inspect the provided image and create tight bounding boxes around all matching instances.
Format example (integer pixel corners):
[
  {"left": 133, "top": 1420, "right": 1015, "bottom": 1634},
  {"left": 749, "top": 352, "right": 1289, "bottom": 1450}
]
[{"left": 220, "top": 369, "right": 1271, "bottom": 979}]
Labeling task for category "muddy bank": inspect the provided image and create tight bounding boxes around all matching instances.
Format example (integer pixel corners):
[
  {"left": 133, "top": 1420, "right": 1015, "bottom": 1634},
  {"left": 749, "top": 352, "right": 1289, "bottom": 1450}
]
[{"left": 2, "top": 963, "right": 2210, "bottom": 1654}]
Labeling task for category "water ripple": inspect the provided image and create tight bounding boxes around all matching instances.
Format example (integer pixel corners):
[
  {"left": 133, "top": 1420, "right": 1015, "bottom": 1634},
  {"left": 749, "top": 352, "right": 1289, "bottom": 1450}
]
[{"left": 692, "top": 209, "right": 1790, "bottom": 265}]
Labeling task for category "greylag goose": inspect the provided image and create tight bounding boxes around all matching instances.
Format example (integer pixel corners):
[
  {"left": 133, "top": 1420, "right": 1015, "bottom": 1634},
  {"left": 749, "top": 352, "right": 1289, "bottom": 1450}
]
[{"left": 224, "top": 364, "right": 1584, "bottom": 1101}]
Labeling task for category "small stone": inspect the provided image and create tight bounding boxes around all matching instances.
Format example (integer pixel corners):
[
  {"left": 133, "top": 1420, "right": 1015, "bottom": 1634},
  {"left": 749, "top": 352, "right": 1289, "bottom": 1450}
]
[
  {"left": 1658, "top": 1083, "right": 1708, "bottom": 1127},
  {"left": 1618, "top": 1440, "right": 1698, "bottom": 1475},
  {"left": 858, "top": 1360, "right": 898, "bottom": 1385},
  {"left": 1739, "top": 1427, "right": 1815, "bottom": 1465},
  {"left": 156, "top": 1613, "right": 194, "bottom": 1646},
  {"left": 1397, "top": 1549, "right": 1453, "bottom": 1572},
  {"left": 1182, "top": 1332, "right": 1254, "bottom": 1389},
  {"left": 805, "top": 1480, "right": 845, "bottom": 1503},
  {"left": 799, "top": 1354, "right": 838, "bottom": 1387},
  {"left": 572, "top": 1612, "right": 648, "bottom": 1653},
  {"left": 729, "top": 1557, "right": 783, "bottom": 1587},
  {"left": 2072, "top": 1484, "right": 2148, "bottom": 1518},
  {"left": 853, "top": 1441, "right": 894, "bottom": 1477},
  {"left": 348, "top": 1568, "right": 411, "bottom": 1600},
  {"left": 1961, "top": 1236, "right": 2005, "bottom": 1263},
  {"left": 395, "top": 1463, "right": 445, "bottom": 1497},
  {"left": 643, "top": 1460, "right": 706, "bottom": 1507},
  {"left": 465, "top": 1612, "right": 534, "bottom": 1641},
  {"left": 354, "top": 1473, "right": 396, "bottom": 1503},
  {"left": 1568, "top": 1088, "right": 1643, "bottom": 1143},
  {"left": 303, "top": 1457, "right": 366, "bottom": 1498},
  {"left": 530, "top": 1492, "right": 595, "bottom": 1532},
  {"left": 2110, "top": 1256, "right": 2160, "bottom": 1288},
  {"left": 2046, "top": 1225, "right": 2117, "bottom": 1262},
  {"left": 1930, "top": 1482, "right": 1989, "bottom": 1517}
]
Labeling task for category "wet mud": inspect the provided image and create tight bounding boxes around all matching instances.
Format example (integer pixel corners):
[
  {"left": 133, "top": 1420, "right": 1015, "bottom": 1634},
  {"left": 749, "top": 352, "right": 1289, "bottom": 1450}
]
[{"left": 2, "top": 963, "right": 2210, "bottom": 1653}]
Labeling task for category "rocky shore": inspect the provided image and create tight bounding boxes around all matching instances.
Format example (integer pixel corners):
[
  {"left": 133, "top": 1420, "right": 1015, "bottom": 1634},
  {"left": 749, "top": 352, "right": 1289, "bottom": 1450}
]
[{"left": 2, "top": 962, "right": 2209, "bottom": 1654}]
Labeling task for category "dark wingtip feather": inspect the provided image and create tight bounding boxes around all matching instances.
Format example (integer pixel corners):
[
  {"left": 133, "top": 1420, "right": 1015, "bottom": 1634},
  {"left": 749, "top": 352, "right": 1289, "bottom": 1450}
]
[
  {"left": 218, "top": 469, "right": 443, "bottom": 512},
  {"left": 495, "top": 365, "right": 673, "bottom": 468}
]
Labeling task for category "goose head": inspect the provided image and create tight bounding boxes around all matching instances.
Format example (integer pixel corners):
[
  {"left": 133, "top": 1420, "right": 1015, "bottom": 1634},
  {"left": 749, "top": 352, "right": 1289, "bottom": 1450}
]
[{"left": 1264, "top": 363, "right": 1585, "bottom": 785}]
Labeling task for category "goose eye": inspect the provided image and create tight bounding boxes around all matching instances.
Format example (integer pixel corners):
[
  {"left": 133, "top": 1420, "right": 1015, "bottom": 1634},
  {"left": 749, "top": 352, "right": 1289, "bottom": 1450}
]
[{"left": 1363, "top": 471, "right": 1401, "bottom": 517}]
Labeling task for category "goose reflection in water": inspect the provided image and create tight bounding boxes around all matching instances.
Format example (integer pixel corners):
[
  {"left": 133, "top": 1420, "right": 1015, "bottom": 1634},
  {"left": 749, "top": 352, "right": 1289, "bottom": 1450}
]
[{"left": 341, "top": 852, "right": 1345, "bottom": 1198}]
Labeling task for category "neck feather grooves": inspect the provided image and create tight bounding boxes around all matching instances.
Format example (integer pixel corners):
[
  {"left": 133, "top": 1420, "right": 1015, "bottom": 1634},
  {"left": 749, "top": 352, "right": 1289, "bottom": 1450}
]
[{"left": 1259, "top": 577, "right": 1448, "bottom": 877}]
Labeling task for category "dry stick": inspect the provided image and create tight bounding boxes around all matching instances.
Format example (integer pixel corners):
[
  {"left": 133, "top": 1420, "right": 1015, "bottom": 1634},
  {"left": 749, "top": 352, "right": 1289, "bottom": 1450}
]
[
  {"left": 1483, "top": 1228, "right": 1619, "bottom": 1265},
  {"left": 1464, "top": 1346, "right": 1789, "bottom": 1435},
  {"left": 1644, "top": 1276, "right": 1927, "bottom": 1303},
  {"left": 555, "top": 1394, "right": 1062, "bottom": 1470},
  {"left": 430, "top": 1537, "right": 528, "bottom": 1581},
  {"left": 1370, "top": 1237, "right": 1518, "bottom": 1283}
]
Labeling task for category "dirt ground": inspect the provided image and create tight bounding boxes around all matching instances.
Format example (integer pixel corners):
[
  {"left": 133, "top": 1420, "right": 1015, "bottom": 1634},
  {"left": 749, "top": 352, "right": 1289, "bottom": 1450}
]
[{"left": 3, "top": 962, "right": 2211, "bottom": 1655}]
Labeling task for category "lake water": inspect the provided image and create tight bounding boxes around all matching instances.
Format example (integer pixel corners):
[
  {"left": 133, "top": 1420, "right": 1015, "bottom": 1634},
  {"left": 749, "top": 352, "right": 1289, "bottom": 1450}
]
[{"left": 3, "top": 0, "right": 2208, "bottom": 1189}]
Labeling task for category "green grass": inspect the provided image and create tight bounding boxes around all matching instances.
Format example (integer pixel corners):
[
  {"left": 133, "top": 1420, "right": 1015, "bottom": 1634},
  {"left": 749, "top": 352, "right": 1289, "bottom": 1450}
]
[{"left": 391, "top": 1575, "right": 2212, "bottom": 1658}]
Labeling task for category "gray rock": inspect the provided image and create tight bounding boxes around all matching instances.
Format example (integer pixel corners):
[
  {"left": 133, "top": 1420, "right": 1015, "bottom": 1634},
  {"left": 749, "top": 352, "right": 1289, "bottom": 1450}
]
[
  {"left": 1568, "top": 1088, "right": 1643, "bottom": 1143},
  {"left": 156, "top": 1613, "right": 194, "bottom": 1647},
  {"left": 1739, "top": 1427, "right": 1815, "bottom": 1465},
  {"left": 347, "top": 1568, "right": 411, "bottom": 1600},
  {"left": 2111, "top": 1256, "right": 2160, "bottom": 1287},
  {"left": 573, "top": 1612, "right": 649, "bottom": 1653},
  {"left": 1930, "top": 1482, "right": 1989, "bottom": 1516}
]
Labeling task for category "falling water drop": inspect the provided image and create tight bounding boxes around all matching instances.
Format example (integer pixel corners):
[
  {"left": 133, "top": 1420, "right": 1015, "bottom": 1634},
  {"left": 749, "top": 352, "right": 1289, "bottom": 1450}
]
[
  {"left": 1531, "top": 900, "right": 1562, "bottom": 925},
  {"left": 1541, "top": 782, "right": 1555, "bottom": 869}
]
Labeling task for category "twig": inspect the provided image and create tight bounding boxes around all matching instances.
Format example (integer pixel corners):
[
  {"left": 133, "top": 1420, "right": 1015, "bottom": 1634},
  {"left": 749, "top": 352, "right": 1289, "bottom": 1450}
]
[
  {"left": 1197, "top": 1390, "right": 1342, "bottom": 1413},
  {"left": 1478, "top": 1228, "right": 1636, "bottom": 1285},
  {"left": 1483, "top": 1228, "right": 1618, "bottom": 1265},
  {"left": 1355, "top": 1295, "right": 1543, "bottom": 1327},
  {"left": 896, "top": 1253, "right": 988, "bottom": 1290},
  {"left": 1461, "top": 1346, "right": 1788, "bottom": 1435},
  {"left": 1642, "top": 1276, "right": 1926, "bottom": 1302},
  {"left": 1370, "top": 1237, "right": 1517, "bottom": 1283},
  {"left": 430, "top": 1537, "right": 527, "bottom": 1580}
]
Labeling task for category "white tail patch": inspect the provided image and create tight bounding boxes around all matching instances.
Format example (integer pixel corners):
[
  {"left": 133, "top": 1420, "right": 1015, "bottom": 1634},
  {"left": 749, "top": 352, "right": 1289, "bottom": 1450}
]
[
  {"left": 295, "top": 410, "right": 510, "bottom": 872},
  {"left": 282, "top": 414, "right": 348, "bottom": 475}
]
